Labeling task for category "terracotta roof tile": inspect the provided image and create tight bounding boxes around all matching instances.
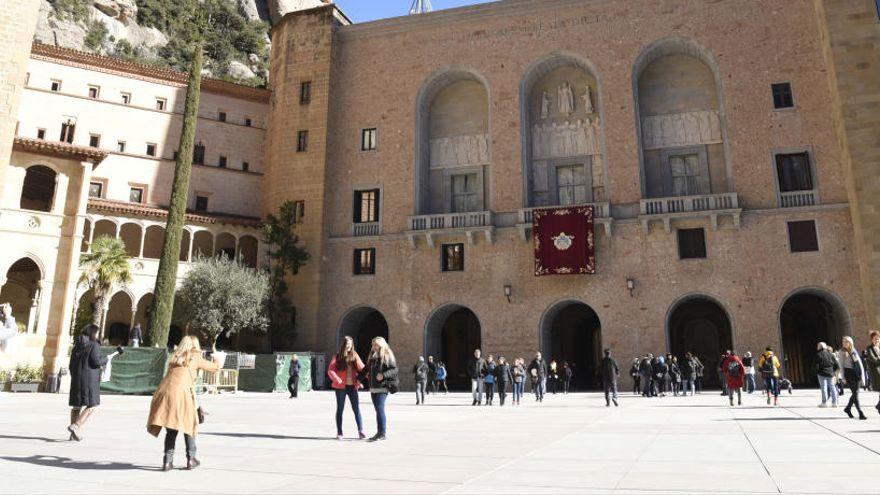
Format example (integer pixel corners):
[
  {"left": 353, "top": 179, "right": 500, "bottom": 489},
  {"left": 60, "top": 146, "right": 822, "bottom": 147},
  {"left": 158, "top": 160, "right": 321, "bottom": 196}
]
[
  {"left": 13, "top": 137, "right": 108, "bottom": 164},
  {"left": 87, "top": 198, "right": 262, "bottom": 228}
]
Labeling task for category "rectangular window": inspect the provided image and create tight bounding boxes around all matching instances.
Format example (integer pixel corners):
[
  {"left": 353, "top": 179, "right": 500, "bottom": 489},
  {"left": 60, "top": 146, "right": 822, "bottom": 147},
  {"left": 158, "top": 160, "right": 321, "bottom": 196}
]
[
  {"left": 361, "top": 128, "right": 377, "bottom": 151},
  {"left": 173, "top": 150, "right": 179, "bottom": 161},
  {"left": 218, "top": 155, "right": 227, "bottom": 168},
  {"left": 353, "top": 189, "right": 380, "bottom": 223},
  {"left": 129, "top": 187, "right": 144, "bottom": 204},
  {"left": 88, "top": 181, "right": 103, "bottom": 199},
  {"left": 775, "top": 152, "right": 813, "bottom": 192},
  {"left": 146, "top": 143, "right": 157, "bottom": 157},
  {"left": 353, "top": 248, "right": 376, "bottom": 275},
  {"left": 771, "top": 82, "right": 794, "bottom": 109},
  {"left": 669, "top": 154, "right": 702, "bottom": 196},
  {"left": 89, "top": 134, "right": 100, "bottom": 148},
  {"left": 218, "top": 111, "right": 226, "bottom": 123},
  {"left": 87, "top": 85, "right": 100, "bottom": 99},
  {"left": 451, "top": 173, "right": 478, "bottom": 213},
  {"left": 556, "top": 164, "right": 587, "bottom": 205},
  {"left": 155, "top": 98, "right": 167, "bottom": 111},
  {"left": 242, "top": 161, "right": 250, "bottom": 172},
  {"left": 36, "top": 128, "right": 46, "bottom": 140},
  {"left": 678, "top": 228, "right": 707, "bottom": 260},
  {"left": 297, "top": 130, "right": 309, "bottom": 152},
  {"left": 50, "top": 80, "right": 61, "bottom": 92},
  {"left": 117, "top": 141, "right": 126, "bottom": 153},
  {"left": 121, "top": 92, "right": 131, "bottom": 105},
  {"left": 194, "top": 195, "right": 209, "bottom": 212},
  {"left": 788, "top": 220, "right": 819, "bottom": 253},
  {"left": 193, "top": 144, "right": 205, "bottom": 165},
  {"left": 60, "top": 121, "right": 76, "bottom": 144},
  {"left": 441, "top": 243, "right": 464, "bottom": 272},
  {"left": 293, "top": 200, "right": 305, "bottom": 223},
  {"left": 300, "top": 81, "right": 311, "bottom": 104},
  {"left": 244, "top": 118, "right": 252, "bottom": 127}
]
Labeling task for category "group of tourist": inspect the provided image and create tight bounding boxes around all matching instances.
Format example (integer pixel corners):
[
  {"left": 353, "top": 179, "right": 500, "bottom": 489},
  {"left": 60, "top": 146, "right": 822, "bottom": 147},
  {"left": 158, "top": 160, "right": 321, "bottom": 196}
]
[{"left": 411, "top": 355, "right": 449, "bottom": 405}]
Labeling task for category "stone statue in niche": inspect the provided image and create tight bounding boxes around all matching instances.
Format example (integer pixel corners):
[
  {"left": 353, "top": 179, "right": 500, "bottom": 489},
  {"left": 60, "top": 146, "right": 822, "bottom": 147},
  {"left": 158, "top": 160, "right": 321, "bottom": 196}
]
[
  {"left": 540, "top": 91, "right": 551, "bottom": 119},
  {"left": 430, "top": 134, "right": 490, "bottom": 167},
  {"left": 640, "top": 109, "right": 722, "bottom": 149},
  {"left": 558, "top": 81, "right": 575, "bottom": 116},
  {"left": 582, "top": 85, "right": 594, "bottom": 114}
]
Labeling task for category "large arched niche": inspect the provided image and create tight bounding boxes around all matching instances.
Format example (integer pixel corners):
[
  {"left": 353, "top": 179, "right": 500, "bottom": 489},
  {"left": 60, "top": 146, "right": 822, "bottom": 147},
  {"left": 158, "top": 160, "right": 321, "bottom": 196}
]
[
  {"left": 521, "top": 53, "right": 605, "bottom": 208},
  {"left": 414, "top": 69, "right": 490, "bottom": 215},
  {"left": 633, "top": 37, "right": 731, "bottom": 199}
]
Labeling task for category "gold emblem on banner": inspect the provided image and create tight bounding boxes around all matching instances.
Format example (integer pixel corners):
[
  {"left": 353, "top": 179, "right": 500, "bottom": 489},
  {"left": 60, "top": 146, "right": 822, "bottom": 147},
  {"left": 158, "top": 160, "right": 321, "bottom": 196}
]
[{"left": 552, "top": 232, "right": 575, "bottom": 251}]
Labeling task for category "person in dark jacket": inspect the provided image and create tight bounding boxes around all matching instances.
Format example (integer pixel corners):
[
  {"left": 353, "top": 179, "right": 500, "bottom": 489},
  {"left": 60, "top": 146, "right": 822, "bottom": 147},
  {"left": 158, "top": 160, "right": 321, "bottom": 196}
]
[
  {"left": 467, "top": 349, "right": 487, "bottom": 405},
  {"left": 426, "top": 355, "right": 438, "bottom": 395},
  {"left": 287, "top": 354, "right": 301, "bottom": 398},
  {"left": 680, "top": 353, "right": 697, "bottom": 396},
  {"left": 367, "top": 337, "right": 399, "bottom": 441},
  {"left": 495, "top": 357, "right": 513, "bottom": 406},
  {"left": 483, "top": 355, "right": 497, "bottom": 406},
  {"left": 652, "top": 356, "right": 668, "bottom": 397},
  {"left": 865, "top": 331, "right": 880, "bottom": 415},
  {"left": 813, "top": 342, "right": 838, "bottom": 407},
  {"left": 562, "top": 361, "right": 573, "bottom": 394},
  {"left": 67, "top": 324, "right": 113, "bottom": 441},
  {"left": 693, "top": 355, "right": 705, "bottom": 394},
  {"left": 527, "top": 352, "right": 548, "bottom": 402},
  {"left": 601, "top": 349, "right": 619, "bottom": 407},
  {"left": 128, "top": 323, "right": 143, "bottom": 348},
  {"left": 639, "top": 354, "right": 654, "bottom": 397},
  {"left": 413, "top": 356, "right": 428, "bottom": 405},
  {"left": 630, "top": 359, "right": 641, "bottom": 395},
  {"left": 668, "top": 355, "right": 681, "bottom": 396},
  {"left": 742, "top": 351, "right": 757, "bottom": 394}
]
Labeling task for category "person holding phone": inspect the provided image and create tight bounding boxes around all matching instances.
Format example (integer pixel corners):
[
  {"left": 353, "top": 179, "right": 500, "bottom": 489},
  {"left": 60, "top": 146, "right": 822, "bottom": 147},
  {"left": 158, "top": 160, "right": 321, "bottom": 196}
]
[{"left": 67, "top": 324, "right": 119, "bottom": 441}]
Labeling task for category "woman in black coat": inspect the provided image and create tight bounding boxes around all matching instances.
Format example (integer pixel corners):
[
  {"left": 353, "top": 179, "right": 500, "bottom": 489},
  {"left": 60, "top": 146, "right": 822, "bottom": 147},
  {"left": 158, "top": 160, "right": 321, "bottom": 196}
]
[
  {"left": 67, "top": 324, "right": 108, "bottom": 441},
  {"left": 494, "top": 357, "right": 514, "bottom": 406}
]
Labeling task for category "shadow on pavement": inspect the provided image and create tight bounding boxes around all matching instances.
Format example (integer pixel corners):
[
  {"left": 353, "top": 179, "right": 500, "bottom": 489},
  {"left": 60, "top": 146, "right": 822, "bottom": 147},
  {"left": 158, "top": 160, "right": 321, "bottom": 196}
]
[
  {"left": 1, "top": 455, "right": 158, "bottom": 471},
  {"left": 0, "top": 434, "right": 65, "bottom": 443},
  {"left": 203, "top": 432, "right": 338, "bottom": 441},
  {"left": 722, "top": 417, "right": 848, "bottom": 421}
]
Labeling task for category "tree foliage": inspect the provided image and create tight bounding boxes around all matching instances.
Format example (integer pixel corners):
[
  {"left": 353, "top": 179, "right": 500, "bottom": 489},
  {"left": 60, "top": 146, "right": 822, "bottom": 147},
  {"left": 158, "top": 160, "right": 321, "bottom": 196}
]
[
  {"left": 177, "top": 256, "right": 270, "bottom": 348},
  {"left": 78, "top": 236, "right": 132, "bottom": 331},
  {"left": 263, "top": 201, "right": 310, "bottom": 350}
]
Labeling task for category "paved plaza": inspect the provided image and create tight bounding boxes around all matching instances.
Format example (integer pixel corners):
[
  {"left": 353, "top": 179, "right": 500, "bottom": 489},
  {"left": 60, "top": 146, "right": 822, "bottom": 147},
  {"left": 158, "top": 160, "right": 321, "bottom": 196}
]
[{"left": 1, "top": 389, "right": 879, "bottom": 494}]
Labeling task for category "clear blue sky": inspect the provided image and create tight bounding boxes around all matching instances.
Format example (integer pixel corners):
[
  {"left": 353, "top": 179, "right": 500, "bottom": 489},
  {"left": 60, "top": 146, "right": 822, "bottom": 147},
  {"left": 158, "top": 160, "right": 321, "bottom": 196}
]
[{"left": 334, "top": 0, "right": 497, "bottom": 23}]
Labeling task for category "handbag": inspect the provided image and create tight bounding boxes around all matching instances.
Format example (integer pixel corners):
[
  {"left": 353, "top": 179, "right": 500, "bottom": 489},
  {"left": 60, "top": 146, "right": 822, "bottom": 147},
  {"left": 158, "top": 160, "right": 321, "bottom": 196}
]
[{"left": 197, "top": 406, "right": 207, "bottom": 424}]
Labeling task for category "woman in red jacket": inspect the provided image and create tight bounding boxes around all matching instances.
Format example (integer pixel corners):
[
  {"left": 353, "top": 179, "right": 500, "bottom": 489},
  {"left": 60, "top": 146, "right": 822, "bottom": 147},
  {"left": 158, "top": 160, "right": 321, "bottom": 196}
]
[
  {"left": 722, "top": 351, "right": 746, "bottom": 407},
  {"left": 327, "top": 336, "right": 365, "bottom": 440}
]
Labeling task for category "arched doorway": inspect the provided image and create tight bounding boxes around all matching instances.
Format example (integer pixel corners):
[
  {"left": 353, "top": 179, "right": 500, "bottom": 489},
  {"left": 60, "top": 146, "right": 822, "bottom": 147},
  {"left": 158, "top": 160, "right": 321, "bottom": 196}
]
[
  {"left": 135, "top": 293, "right": 153, "bottom": 345},
  {"left": 780, "top": 289, "right": 849, "bottom": 387},
  {"left": 215, "top": 233, "right": 236, "bottom": 260},
  {"left": 20, "top": 165, "right": 57, "bottom": 212},
  {"left": 668, "top": 295, "right": 733, "bottom": 389},
  {"left": 337, "top": 307, "right": 389, "bottom": 362},
  {"left": 106, "top": 291, "right": 133, "bottom": 345},
  {"left": 425, "top": 304, "right": 481, "bottom": 390},
  {"left": 540, "top": 300, "right": 602, "bottom": 390},
  {"left": 0, "top": 257, "right": 42, "bottom": 334}
]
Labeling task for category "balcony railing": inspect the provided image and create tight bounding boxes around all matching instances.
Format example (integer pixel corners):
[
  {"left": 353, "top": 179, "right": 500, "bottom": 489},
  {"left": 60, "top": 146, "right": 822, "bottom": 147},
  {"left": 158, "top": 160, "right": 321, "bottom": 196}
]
[
  {"left": 352, "top": 222, "right": 381, "bottom": 237},
  {"left": 406, "top": 211, "right": 494, "bottom": 247},
  {"left": 517, "top": 202, "right": 612, "bottom": 239},
  {"left": 638, "top": 192, "right": 741, "bottom": 233},
  {"left": 780, "top": 190, "right": 818, "bottom": 208}
]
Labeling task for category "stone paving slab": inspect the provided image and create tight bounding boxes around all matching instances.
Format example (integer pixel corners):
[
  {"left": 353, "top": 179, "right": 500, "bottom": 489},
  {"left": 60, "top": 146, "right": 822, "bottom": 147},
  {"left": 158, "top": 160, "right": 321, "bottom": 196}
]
[{"left": 1, "top": 389, "right": 879, "bottom": 494}]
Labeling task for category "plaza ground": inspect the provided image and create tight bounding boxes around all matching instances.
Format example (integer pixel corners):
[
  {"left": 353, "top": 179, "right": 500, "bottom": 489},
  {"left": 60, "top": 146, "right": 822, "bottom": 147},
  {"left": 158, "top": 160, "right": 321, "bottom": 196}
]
[{"left": 1, "top": 389, "right": 879, "bottom": 494}]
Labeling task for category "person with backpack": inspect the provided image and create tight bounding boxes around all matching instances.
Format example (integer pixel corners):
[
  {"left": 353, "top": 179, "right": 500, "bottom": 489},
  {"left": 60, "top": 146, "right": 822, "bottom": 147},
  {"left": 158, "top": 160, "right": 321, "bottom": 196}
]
[
  {"left": 758, "top": 347, "right": 782, "bottom": 406},
  {"left": 742, "top": 351, "right": 757, "bottom": 394},
  {"left": 467, "top": 349, "right": 487, "bottom": 405},
  {"left": 484, "top": 354, "right": 497, "bottom": 406},
  {"left": 528, "top": 352, "right": 548, "bottom": 402},
  {"left": 838, "top": 336, "right": 867, "bottom": 420},
  {"left": 367, "top": 337, "right": 398, "bottom": 441},
  {"left": 721, "top": 350, "right": 745, "bottom": 406},
  {"left": 495, "top": 356, "right": 513, "bottom": 406},
  {"left": 412, "top": 356, "right": 428, "bottom": 405},
  {"left": 512, "top": 358, "right": 526, "bottom": 405},
  {"left": 436, "top": 361, "right": 449, "bottom": 394},
  {"left": 813, "top": 342, "right": 839, "bottom": 408}
]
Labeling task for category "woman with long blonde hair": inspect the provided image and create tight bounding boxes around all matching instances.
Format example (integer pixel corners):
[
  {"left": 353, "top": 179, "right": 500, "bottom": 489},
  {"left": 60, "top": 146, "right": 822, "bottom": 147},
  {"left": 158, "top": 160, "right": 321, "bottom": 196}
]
[
  {"left": 147, "top": 335, "right": 222, "bottom": 470},
  {"left": 327, "top": 336, "right": 365, "bottom": 440},
  {"left": 366, "top": 336, "right": 398, "bottom": 441}
]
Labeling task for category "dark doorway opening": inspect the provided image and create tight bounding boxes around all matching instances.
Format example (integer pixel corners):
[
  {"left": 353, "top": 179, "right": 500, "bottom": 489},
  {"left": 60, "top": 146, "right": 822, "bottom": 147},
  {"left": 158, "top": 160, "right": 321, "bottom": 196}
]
[
  {"left": 337, "top": 307, "right": 389, "bottom": 363},
  {"left": 439, "top": 307, "right": 481, "bottom": 391},
  {"left": 668, "top": 297, "right": 733, "bottom": 389},
  {"left": 780, "top": 292, "right": 847, "bottom": 387},
  {"left": 542, "top": 302, "right": 602, "bottom": 391}
]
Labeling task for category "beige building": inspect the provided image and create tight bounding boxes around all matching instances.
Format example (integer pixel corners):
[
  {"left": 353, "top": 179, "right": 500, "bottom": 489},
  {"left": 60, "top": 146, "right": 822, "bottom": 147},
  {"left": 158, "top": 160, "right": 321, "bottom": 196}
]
[{"left": 2, "top": 0, "right": 880, "bottom": 390}]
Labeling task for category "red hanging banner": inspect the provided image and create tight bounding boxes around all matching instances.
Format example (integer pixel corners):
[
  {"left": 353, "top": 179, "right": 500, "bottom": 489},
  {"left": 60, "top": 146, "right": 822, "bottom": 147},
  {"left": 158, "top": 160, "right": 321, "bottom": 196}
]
[{"left": 533, "top": 206, "right": 595, "bottom": 276}]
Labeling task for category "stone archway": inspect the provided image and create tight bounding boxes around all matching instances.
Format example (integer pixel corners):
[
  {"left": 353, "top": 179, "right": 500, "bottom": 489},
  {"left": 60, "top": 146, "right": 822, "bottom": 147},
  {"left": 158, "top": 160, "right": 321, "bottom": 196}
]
[
  {"left": 0, "top": 257, "right": 43, "bottom": 334},
  {"left": 667, "top": 295, "right": 734, "bottom": 389},
  {"left": 779, "top": 288, "right": 849, "bottom": 386},
  {"left": 105, "top": 291, "right": 133, "bottom": 345},
  {"left": 539, "top": 300, "right": 602, "bottom": 390},
  {"left": 337, "top": 306, "right": 389, "bottom": 362},
  {"left": 425, "top": 304, "right": 482, "bottom": 391}
]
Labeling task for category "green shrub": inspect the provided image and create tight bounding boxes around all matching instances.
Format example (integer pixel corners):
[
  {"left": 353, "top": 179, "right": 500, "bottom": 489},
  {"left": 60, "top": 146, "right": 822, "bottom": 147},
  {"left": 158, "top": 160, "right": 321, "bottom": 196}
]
[
  {"left": 49, "top": 0, "right": 90, "bottom": 23},
  {"left": 84, "top": 20, "right": 109, "bottom": 50},
  {"left": 13, "top": 365, "right": 44, "bottom": 383}
]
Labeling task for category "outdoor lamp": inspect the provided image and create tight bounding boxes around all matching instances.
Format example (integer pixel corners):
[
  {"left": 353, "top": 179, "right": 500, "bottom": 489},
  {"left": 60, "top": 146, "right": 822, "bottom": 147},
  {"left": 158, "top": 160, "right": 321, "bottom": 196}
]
[
  {"left": 626, "top": 278, "right": 635, "bottom": 297},
  {"left": 504, "top": 284, "right": 512, "bottom": 303}
]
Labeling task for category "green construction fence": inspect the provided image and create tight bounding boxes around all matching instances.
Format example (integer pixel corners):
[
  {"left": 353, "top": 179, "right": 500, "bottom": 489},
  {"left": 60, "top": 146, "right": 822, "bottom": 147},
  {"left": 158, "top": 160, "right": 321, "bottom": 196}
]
[
  {"left": 99, "top": 346, "right": 169, "bottom": 395},
  {"left": 237, "top": 353, "right": 313, "bottom": 393}
]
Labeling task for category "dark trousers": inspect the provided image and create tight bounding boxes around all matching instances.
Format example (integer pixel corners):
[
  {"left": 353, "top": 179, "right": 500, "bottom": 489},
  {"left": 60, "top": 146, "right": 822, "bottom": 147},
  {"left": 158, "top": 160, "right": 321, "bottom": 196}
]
[
  {"left": 287, "top": 375, "right": 299, "bottom": 397},
  {"left": 844, "top": 368, "right": 864, "bottom": 415},
  {"left": 485, "top": 382, "right": 496, "bottom": 403},
  {"left": 564, "top": 378, "right": 571, "bottom": 393},
  {"left": 497, "top": 383, "right": 508, "bottom": 405},
  {"left": 335, "top": 385, "right": 363, "bottom": 435},
  {"left": 632, "top": 375, "right": 640, "bottom": 394},
  {"left": 164, "top": 428, "right": 195, "bottom": 461},
  {"left": 604, "top": 380, "right": 618, "bottom": 405},
  {"left": 371, "top": 392, "right": 388, "bottom": 435}
]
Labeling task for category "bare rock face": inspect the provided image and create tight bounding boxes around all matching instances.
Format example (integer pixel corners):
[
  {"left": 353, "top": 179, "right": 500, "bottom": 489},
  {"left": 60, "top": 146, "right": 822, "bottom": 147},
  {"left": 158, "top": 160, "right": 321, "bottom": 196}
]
[
  {"left": 92, "top": 0, "right": 138, "bottom": 25},
  {"left": 34, "top": 0, "right": 87, "bottom": 49},
  {"left": 91, "top": 8, "right": 167, "bottom": 51},
  {"left": 266, "top": 0, "right": 328, "bottom": 25},
  {"left": 238, "top": 0, "right": 271, "bottom": 23},
  {"left": 227, "top": 60, "right": 257, "bottom": 80}
]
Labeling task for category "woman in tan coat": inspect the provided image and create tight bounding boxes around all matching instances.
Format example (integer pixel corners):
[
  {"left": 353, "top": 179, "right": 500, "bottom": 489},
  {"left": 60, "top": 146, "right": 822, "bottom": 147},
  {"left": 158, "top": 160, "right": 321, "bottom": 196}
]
[{"left": 147, "top": 335, "right": 221, "bottom": 471}]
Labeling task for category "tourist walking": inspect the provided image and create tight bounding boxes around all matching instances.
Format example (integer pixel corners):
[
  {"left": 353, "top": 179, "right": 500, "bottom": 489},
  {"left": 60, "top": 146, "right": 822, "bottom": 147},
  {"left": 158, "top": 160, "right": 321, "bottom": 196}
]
[
  {"left": 639, "top": 354, "right": 653, "bottom": 397},
  {"left": 718, "top": 352, "right": 730, "bottom": 396},
  {"left": 865, "top": 331, "right": 880, "bottom": 415},
  {"left": 721, "top": 350, "right": 745, "bottom": 407},
  {"left": 813, "top": 343, "right": 838, "bottom": 408},
  {"left": 467, "top": 349, "right": 487, "bottom": 405},
  {"left": 426, "top": 355, "right": 438, "bottom": 395},
  {"left": 327, "top": 336, "right": 365, "bottom": 440},
  {"left": 742, "top": 351, "right": 757, "bottom": 394},
  {"left": 680, "top": 352, "right": 697, "bottom": 396},
  {"left": 839, "top": 336, "right": 867, "bottom": 420},
  {"left": 484, "top": 355, "right": 497, "bottom": 406},
  {"left": 0, "top": 303, "right": 18, "bottom": 352},
  {"left": 512, "top": 358, "right": 526, "bottom": 405},
  {"left": 694, "top": 355, "right": 705, "bottom": 394},
  {"left": 413, "top": 356, "right": 428, "bottom": 405},
  {"left": 668, "top": 355, "right": 681, "bottom": 396},
  {"left": 495, "top": 356, "right": 513, "bottom": 406},
  {"left": 562, "top": 361, "right": 573, "bottom": 394},
  {"left": 147, "top": 335, "right": 220, "bottom": 470},
  {"left": 548, "top": 359, "right": 559, "bottom": 395},
  {"left": 436, "top": 361, "right": 449, "bottom": 394},
  {"left": 288, "top": 354, "right": 301, "bottom": 398},
  {"left": 128, "top": 323, "right": 142, "bottom": 348},
  {"left": 67, "top": 324, "right": 113, "bottom": 442},
  {"left": 601, "top": 349, "right": 619, "bottom": 407},
  {"left": 829, "top": 346, "right": 845, "bottom": 397},
  {"left": 630, "top": 358, "right": 641, "bottom": 395},
  {"left": 367, "top": 337, "right": 398, "bottom": 441},
  {"left": 652, "top": 356, "right": 668, "bottom": 397},
  {"left": 528, "top": 352, "right": 548, "bottom": 402},
  {"left": 759, "top": 347, "right": 782, "bottom": 406}
]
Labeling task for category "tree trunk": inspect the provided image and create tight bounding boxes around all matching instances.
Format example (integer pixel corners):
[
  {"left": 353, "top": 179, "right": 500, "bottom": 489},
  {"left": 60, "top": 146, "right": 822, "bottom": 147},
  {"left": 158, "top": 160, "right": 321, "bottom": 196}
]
[
  {"left": 91, "top": 293, "right": 106, "bottom": 340},
  {"left": 148, "top": 39, "right": 204, "bottom": 347}
]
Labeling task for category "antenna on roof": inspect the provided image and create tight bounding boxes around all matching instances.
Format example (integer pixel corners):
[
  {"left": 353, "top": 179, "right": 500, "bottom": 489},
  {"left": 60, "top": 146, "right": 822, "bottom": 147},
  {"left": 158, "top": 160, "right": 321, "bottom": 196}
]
[{"left": 409, "top": 0, "right": 433, "bottom": 15}]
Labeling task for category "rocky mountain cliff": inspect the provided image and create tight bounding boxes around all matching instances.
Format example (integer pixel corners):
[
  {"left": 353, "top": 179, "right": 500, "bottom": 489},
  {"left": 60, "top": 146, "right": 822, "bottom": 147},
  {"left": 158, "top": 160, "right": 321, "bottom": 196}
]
[{"left": 34, "top": 0, "right": 327, "bottom": 86}]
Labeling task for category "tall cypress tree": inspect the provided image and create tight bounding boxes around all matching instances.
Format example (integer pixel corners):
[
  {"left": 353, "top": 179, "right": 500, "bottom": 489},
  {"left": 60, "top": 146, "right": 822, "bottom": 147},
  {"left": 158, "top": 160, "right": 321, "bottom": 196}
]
[{"left": 148, "top": 22, "right": 204, "bottom": 347}]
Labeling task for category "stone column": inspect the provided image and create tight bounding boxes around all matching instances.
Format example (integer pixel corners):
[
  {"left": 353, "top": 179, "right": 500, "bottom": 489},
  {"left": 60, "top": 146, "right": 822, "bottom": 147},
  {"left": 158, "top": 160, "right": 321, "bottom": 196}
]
[{"left": 139, "top": 226, "right": 146, "bottom": 258}]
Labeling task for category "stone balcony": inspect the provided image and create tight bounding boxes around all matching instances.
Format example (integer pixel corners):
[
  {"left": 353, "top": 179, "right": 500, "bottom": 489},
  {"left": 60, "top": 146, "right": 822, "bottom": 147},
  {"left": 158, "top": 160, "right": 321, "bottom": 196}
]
[
  {"left": 780, "top": 190, "right": 818, "bottom": 208},
  {"left": 516, "top": 202, "right": 612, "bottom": 241},
  {"left": 638, "top": 192, "right": 741, "bottom": 233},
  {"left": 352, "top": 222, "right": 381, "bottom": 237},
  {"left": 405, "top": 211, "right": 494, "bottom": 247}
]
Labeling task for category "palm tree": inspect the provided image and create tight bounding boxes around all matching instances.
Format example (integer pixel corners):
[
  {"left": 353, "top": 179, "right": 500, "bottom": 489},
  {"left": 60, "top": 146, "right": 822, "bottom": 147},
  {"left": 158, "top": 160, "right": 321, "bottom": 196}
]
[{"left": 78, "top": 236, "right": 133, "bottom": 336}]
